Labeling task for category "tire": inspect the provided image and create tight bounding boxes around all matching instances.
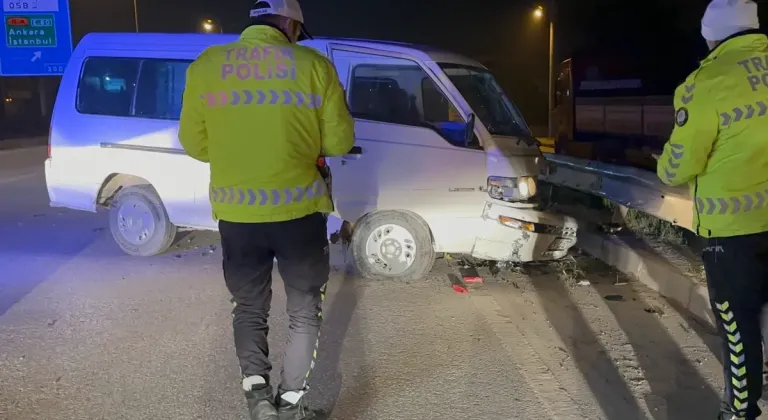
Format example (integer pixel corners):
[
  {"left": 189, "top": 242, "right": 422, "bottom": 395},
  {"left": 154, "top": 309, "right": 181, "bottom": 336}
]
[
  {"left": 350, "top": 210, "right": 435, "bottom": 281},
  {"left": 109, "top": 185, "right": 177, "bottom": 257}
]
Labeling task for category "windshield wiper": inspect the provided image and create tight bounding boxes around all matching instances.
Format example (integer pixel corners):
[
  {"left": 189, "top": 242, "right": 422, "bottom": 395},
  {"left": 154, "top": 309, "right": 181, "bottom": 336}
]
[
  {"left": 518, "top": 132, "right": 537, "bottom": 147},
  {"left": 489, "top": 126, "right": 536, "bottom": 147}
]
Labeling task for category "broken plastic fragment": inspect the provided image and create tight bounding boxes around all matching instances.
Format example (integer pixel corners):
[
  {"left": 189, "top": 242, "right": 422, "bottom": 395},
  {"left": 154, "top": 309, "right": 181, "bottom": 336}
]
[{"left": 452, "top": 285, "right": 469, "bottom": 294}]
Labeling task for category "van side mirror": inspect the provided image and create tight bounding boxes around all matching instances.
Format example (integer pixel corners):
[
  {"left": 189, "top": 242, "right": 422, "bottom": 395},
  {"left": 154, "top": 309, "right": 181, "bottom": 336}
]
[{"left": 464, "top": 113, "right": 475, "bottom": 146}]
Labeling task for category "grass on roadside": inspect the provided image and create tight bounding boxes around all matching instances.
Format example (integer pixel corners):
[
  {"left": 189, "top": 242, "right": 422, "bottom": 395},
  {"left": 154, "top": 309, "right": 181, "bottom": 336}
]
[{"left": 603, "top": 199, "right": 687, "bottom": 246}]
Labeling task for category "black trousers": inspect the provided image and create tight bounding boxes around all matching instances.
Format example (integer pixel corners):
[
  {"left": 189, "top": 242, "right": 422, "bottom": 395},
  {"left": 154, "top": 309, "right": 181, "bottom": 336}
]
[
  {"left": 219, "top": 212, "right": 330, "bottom": 392},
  {"left": 703, "top": 231, "right": 768, "bottom": 419}
]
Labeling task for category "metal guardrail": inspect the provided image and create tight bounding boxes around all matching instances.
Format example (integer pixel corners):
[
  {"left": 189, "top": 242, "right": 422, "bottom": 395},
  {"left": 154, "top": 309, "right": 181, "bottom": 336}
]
[{"left": 540, "top": 153, "right": 695, "bottom": 231}]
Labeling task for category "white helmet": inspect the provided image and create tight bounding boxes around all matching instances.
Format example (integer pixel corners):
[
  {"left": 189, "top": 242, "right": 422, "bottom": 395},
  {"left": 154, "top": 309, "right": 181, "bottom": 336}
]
[{"left": 249, "top": 0, "right": 304, "bottom": 24}]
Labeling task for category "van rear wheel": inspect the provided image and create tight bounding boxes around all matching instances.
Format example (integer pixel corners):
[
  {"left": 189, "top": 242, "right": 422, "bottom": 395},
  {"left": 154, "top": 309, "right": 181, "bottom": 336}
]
[
  {"left": 109, "top": 185, "right": 177, "bottom": 257},
  {"left": 351, "top": 210, "right": 435, "bottom": 281}
]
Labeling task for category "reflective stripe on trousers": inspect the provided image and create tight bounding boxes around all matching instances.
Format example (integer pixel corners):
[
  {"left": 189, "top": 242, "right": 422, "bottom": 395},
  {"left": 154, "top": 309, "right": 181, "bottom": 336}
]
[
  {"left": 715, "top": 301, "right": 750, "bottom": 414},
  {"left": 300, "top": 283, "right": 326, "bottom": 390},
  {"left": 703, "top": 233, "right": 768, "bottom": 420}
]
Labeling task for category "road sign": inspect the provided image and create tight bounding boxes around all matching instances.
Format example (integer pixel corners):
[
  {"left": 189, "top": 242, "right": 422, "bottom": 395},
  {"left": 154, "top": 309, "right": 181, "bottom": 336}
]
[{"left": 0, "top": 0, "right": 73, "bottom": 76}]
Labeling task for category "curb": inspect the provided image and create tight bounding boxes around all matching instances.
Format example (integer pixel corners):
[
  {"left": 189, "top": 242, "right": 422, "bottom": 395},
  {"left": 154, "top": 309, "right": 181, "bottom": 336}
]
[
  {"left": 0, "top": 136, "right": 48, "bottom": 151},
  {"left": 577, "top": 230, "right": 715, "bottom": 328}
]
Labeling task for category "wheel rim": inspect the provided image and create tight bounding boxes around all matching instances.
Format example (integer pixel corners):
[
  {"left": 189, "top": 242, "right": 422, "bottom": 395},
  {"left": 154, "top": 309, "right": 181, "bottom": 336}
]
[
  {"left": 116, "top": 198, "right": 156, "bottom": 246},
  {"left": 364, "top": 224, "right": 416, "bottom": 275}
]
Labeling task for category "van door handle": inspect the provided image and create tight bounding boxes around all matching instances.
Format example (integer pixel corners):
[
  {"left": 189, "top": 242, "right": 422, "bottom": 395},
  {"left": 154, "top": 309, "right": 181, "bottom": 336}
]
[{"left": 343, "top": 146, "right": 362, "bottom": 159}]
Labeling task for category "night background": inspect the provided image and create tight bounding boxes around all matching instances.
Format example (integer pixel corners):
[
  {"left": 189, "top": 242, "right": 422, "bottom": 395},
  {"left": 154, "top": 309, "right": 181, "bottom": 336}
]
[{"left": 1, "top": 0, "right": 767, "bottom": 138}]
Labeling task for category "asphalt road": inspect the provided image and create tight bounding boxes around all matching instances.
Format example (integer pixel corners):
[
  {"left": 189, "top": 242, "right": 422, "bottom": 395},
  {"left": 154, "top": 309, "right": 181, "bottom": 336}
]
[{"left": 0, "top": 146, "right": 733, "bottom": 420}]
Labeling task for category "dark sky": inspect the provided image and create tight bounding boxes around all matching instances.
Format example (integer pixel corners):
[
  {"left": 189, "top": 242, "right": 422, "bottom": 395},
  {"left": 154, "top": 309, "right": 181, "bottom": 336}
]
[{"left": 65, "top": 0, "right": 762, "bottom": 124}]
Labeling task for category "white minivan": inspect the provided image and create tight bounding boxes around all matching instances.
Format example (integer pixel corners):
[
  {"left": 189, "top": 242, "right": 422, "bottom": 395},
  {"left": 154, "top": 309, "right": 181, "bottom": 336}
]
[{"left": 45, "top": 33, "right": 578, "bottom": 280}]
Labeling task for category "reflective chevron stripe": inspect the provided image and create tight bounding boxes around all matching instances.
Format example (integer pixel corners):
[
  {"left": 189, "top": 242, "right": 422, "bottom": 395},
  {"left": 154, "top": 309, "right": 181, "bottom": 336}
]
[
  {"left": 201, "top": 89, "right": 322, "bottom": 108},
  {"left": 695, "top": 189, "right": 768, "bottom": 215},
  {"left": 715, "top": 301, "right": 749, "bottom": 415},
  {"left": 680, "top": 83, "right": 695, "bottom": 104},
  {"left": 210, "top": 180, "right": 325, "bottom": 206},
  {"left": 301, "top": 282, "right": 326, "bottom": 390},
  {"left": 661, "top": 143, "right": 685, "bottom": 182},
  {"left": 721, "top": 100, "right": 768, "bottom": 126}
]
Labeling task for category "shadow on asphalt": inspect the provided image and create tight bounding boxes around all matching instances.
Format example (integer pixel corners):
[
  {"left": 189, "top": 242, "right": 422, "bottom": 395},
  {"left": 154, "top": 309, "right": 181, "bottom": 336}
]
[
  {"left": 0, "top": 171, "right": 106, "bottom": 316},
  {"left": 524, "top": 269, "right": 647, "bottom": 419},
  {"left": 527, "top": 260, "right": 721, "bottom": 420},
  {"left": 310, "top": 247, "right": 370, "bottom": 418}
]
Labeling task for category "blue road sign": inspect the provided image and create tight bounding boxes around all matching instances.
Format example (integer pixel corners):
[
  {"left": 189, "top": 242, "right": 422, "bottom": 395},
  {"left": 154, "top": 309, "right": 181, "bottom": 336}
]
[{"left": 0, "top": 0, "right": 73, "bottom": 76}]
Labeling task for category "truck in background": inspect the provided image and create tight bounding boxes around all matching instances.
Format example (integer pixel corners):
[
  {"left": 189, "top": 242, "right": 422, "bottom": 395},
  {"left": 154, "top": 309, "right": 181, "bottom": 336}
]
[
  {"left": 535, "top": 52, "right": 703, "bottom": 232},
  {"left": 551, "top": 53, "right": 695, "bottom": 172}
]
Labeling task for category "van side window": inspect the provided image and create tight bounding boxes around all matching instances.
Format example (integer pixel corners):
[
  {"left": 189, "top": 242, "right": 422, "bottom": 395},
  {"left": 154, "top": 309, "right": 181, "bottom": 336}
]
[
  {"left": 76, "top": 57, "right": 191, "bottom": 120},
  {"left": 135, "top": 60, "right": 190, "bottom": 119},
  {"left": 77, "top": 58, "right": 139, "bottom": 117},
  {"left": 348, "top": 60, "right": 473, "bottom": 148}
]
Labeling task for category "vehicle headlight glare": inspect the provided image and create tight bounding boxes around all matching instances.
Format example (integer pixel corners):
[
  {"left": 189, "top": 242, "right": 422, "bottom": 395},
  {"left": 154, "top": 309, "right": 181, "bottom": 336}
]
[{"left": 487, "top": 176, "right": 536, "bottom": 202}]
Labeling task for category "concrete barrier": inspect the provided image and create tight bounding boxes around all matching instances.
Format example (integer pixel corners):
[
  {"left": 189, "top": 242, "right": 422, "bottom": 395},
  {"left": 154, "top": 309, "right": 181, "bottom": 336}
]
[
  {"left": 0, "top": 136, "right": 48, "bottom": 151},
  {"left": 577, "top": 229, "right": 715, "bottom": 328}
]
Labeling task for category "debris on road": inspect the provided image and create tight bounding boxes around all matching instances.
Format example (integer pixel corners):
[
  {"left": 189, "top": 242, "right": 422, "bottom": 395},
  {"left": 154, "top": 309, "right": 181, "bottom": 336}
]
[
  {"left": 447, "top": 273, "right": 469, "bottom": 294},
  {"left": 452, "top": 284, "right": 469, "bottom": 294},
  {"left": 553, "top": 254, "right": 587, "bottom": 284},
  {"left": 459, "top": 266, "right": 484, "bottom": 284}
]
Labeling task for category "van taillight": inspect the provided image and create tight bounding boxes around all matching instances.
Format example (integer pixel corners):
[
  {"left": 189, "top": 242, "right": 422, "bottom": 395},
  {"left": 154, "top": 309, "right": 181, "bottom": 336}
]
[{"left": 317, "top": 157, "right": 326, "bottom": 167}]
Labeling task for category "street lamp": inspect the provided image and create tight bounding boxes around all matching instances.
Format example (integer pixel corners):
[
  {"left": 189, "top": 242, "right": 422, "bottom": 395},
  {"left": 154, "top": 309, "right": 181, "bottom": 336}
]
[
  {"left": 202, "top": 19, "right": 222, "bottom": 33},
  {"left": 534, "top": 4, "right": 555, "bottom": 137},
  {"left": 133, "top": 0, "right": 139, "bottom": 31}
]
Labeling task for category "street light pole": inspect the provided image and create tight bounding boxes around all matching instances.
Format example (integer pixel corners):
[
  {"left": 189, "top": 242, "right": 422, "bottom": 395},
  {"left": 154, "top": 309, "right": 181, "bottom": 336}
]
[
  {"left": 133, "top": 0, "right": 139, "bottom": 32},
  {"left": 547, "top": 18, "right": 555, "bottom": 137},
  {"left": 534, "top": 4, "right": 556, "bottom": 137}
]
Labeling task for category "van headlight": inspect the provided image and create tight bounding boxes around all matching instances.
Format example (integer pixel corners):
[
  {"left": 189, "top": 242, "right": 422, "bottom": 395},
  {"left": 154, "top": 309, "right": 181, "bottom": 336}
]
[{"left": 487, "top": 176, "right": 537, "bottom": 201}]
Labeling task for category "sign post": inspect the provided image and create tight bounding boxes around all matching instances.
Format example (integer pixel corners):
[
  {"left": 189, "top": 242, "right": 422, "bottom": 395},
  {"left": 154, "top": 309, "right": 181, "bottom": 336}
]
[{"left": 0, "top": 0, "right": 73, "bottom": 76}]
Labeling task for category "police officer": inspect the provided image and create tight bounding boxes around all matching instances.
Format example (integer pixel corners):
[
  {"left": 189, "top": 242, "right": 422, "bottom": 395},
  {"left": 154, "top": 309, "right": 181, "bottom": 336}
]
[
  {"left": 178, "top": 0, "right": 355, "bottom": 418},
  {"left": 656, "top": 1, "right": 768, "bottom": 418}
]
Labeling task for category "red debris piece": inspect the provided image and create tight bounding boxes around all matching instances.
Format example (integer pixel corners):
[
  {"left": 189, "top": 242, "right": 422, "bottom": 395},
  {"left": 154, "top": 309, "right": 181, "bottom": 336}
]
[
  {"left": 452, "top": 284, "right": 469, "bottom": 294},
  {"left": 459, "top": 266, "right": 483, "bottom": 284},
  {"left": 448, "top": 273, "right": 469, "bottom": 294}
]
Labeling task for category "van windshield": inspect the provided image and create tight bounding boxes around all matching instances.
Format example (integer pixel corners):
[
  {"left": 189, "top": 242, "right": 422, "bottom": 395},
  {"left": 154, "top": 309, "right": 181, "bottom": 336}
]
[{"left": 439, "top": 63, "right": 530, "bottom": 137}]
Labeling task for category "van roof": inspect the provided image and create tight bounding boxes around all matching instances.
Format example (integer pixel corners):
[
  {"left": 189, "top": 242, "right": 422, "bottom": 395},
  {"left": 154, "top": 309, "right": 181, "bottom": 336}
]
[{"left": 72, "top": 33, "right": 484, "bottom": 68}]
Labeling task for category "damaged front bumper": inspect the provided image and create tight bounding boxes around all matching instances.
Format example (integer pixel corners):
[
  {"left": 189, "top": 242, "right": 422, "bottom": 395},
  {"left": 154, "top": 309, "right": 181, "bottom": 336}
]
[{"left": 469, "top": 201, "right": 578, "bottom": 262}]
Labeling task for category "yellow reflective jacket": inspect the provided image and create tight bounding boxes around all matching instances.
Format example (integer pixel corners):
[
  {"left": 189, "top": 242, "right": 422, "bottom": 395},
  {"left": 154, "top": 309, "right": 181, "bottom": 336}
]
[
  {"left": 658, "top": 31, "right": 768, "bottom": 238},
  {"left": 179, "top": 26, "right": 355, "bottom": 223}
]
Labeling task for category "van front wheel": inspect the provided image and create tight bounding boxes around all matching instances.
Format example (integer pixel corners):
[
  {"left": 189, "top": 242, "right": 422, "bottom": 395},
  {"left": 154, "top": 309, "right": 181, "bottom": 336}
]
[
  {"left": 351, "top": 211, "right": 435, "bottom": 281},
  {"left": 109, "top": 185, "right": 177, "bottom": 257}
]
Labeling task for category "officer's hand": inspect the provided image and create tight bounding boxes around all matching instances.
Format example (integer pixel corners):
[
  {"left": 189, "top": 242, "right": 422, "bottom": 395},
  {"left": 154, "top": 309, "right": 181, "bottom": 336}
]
[{"left": 651, "top": 153, "right": 660, "bottom": 161}]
